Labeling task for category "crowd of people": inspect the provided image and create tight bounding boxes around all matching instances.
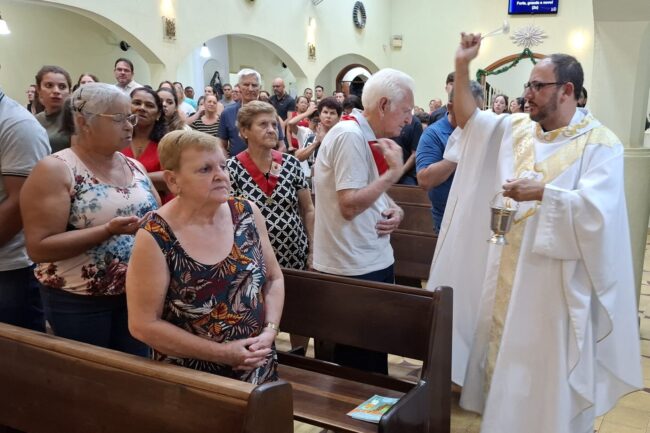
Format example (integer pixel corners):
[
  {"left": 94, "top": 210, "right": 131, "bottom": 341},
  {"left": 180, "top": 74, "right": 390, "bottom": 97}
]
[{"left": 0, "top": 31, "right": 643, "bottom": 433}]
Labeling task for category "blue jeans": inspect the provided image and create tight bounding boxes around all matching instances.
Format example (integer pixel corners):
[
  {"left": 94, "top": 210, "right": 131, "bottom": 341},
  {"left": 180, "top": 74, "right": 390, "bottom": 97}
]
[
  {"left": 0, "top": 266, "right": 45, "bottom": 332},
  {"left": 39, "top": 284, "right": 148, "bottom": 357},
  {"left": 332, "top": 264, "right": 394, "bottom": 374}
]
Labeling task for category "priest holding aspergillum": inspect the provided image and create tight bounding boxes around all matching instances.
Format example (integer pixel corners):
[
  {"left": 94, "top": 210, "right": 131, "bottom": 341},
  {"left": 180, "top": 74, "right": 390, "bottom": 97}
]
[{"left": 426, "top": 32, "right": 643, "bottom": 433}]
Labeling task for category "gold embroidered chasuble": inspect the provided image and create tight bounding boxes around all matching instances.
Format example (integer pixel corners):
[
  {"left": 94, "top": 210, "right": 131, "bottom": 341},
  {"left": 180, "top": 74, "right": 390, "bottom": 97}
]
[
  {"left": 484, "top": 113, "right": 606, "bottom": 392},
  {"left": 430, "top": 108, "right": 643, "bottom": 433}
]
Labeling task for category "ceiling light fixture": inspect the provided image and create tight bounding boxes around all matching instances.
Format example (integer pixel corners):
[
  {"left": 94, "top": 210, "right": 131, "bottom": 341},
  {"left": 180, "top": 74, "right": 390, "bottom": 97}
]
[
  {"left": 200, "top": 43, "right": 211, "bottom": 58},
  {"left": 0, "top": 13, "right": 11, "bottom": 35}
]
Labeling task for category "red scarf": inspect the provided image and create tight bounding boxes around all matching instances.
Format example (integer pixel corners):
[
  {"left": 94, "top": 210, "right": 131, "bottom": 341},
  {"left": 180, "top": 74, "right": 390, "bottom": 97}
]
[
  {"left": 341, "top": 114, "right": 388, "bottom": 175},
  {"left": 236, "top": 149, "right": 284, "bottom": 196}
]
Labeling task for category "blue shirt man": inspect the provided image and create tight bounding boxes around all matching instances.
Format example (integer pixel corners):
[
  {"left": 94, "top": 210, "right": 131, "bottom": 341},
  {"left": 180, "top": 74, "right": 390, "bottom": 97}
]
[
  {"left": 217, "top": 68, "right": 286, "bottom": 157},
  {"left": 218, "top": 102, "right": 285, "bottom": 157},
  {"left": 415, "top": 115, "right": 455, "bottom": 231}
]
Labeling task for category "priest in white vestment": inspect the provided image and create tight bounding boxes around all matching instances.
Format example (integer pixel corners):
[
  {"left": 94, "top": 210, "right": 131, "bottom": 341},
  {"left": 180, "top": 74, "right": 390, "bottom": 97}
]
[{"left": 426, "top": 33, "right": 643, "bottom": 433}]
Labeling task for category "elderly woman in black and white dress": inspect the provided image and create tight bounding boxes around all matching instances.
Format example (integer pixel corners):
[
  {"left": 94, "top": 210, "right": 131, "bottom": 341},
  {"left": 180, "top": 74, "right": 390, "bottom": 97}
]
[
  {"left": 226, "top": 101, "right": 314, "bottom": 271},
  {"left": 226, "top": 101, "right": 314, "bottom": 352}
]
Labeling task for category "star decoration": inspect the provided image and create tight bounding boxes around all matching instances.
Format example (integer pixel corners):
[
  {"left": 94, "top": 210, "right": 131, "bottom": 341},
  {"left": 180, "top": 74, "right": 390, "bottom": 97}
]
[{"left": 510, "top": 25, "right": 547, "bottom": 48}]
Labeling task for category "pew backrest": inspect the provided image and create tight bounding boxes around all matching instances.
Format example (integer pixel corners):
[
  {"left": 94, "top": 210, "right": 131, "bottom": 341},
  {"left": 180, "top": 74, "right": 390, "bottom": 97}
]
[
  {"left": 0, "top": 324, "right": 293, "bottom": 433},
  {"left": 391, "top": 229, "right": 437, "bottom": 282},
  {"left": 388, "top": 184, "right": 430, "bottom": 205},
  {"left": 279, "top": 269, "right": 452, "bottom": 432}
]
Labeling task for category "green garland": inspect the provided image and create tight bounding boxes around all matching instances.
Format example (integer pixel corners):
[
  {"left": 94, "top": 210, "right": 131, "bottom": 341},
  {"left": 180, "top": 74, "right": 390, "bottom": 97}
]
[{"left": 476, "top": 48, "right": 538, "bottom": 82}]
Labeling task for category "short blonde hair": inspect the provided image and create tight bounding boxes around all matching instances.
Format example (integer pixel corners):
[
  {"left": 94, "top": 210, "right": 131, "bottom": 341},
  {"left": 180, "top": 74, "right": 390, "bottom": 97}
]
[
  {"left": 158, "top": 130, "right": 221, "bottom": 171},
  {"left": 236, "top": 100, "right": 277, "bottom": 131}
]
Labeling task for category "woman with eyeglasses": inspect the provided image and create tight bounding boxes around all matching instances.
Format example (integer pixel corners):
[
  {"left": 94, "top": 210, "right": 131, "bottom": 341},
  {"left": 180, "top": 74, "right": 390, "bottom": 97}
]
[{"left": 20, "top": 83, "right": 160, "bottom": 356}]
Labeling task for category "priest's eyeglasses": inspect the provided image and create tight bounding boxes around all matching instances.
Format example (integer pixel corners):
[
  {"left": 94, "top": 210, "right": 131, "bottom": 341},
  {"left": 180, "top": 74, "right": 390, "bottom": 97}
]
[
  {"left": 92, "top": 113, "right": 139, "bottom": 126},
  {"left": 523, "top": 81, "right": 567, "bottom": 92}
]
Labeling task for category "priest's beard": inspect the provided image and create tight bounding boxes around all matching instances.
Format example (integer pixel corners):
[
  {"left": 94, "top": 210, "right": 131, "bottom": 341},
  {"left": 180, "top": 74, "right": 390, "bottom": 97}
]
[{"left": 529, "top": 90, "right": 560, "bottom": 127}]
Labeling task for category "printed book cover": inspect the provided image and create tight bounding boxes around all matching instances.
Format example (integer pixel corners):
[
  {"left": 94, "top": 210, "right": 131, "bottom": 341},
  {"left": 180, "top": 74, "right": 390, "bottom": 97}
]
[{"left": 347, "top": 394, "right": 400, "bottom": 423}]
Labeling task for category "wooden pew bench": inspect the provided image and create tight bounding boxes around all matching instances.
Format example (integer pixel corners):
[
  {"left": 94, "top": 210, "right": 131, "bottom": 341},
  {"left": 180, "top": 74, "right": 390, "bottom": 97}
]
[
  {"left": 397, "top": 202, "right": 435, "bottom": 234},
  {"left": 0, "top": 323, "right": 293, "bottom": 433},
  {"left": 388, "top": 184, "right": 430, "bottom": 206},
  {"left": 279, "top": 269, "right": 452, "bottom": 433},
  {"left": 391, "top": 229, "right": 437, "bottom": 284}
]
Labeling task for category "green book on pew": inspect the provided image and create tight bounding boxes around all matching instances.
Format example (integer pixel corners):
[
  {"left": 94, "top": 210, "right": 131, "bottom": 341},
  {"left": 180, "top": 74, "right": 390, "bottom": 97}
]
[{"left": 347, "top": 395, "right": 400, "bottom": 423}]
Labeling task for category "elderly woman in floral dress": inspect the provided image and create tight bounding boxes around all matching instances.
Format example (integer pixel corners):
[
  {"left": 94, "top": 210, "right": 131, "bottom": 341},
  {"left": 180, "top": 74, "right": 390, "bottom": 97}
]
[
  {"left": 126, "top": 130, "right": 284, "bottom": 384},
  {"left": 21, "top": 83, "right": 160, "bottom": 356}
]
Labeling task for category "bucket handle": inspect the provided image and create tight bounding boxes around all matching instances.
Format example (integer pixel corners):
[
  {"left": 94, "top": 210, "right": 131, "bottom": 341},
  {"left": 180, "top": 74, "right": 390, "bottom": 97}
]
[{"left": 490, "top": 190, "right": 519, "bottom": 210}]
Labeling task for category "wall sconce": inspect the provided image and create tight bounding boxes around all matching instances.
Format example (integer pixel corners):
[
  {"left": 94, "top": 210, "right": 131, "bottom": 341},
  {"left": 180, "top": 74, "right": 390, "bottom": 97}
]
[
  {"left": 308, "top": 43, "right": 316, "bottom": 61},
  {"left": 307, "top": 16, "right": 316, "bottom": 60},
  {"left": 200, "top": 43, "right": 211, "bottom": 58},
  {"left": 390, "top": 35, "right": 403, "bottom": 49},
  {"left": 162, "top": 16, "right": 176, "bottom": 40},
  {"left": 569, "top": 30, "right": 587, "bottom": 51},
  {"left": 0, "top": 13, "right": 11, "bottom": 35}
]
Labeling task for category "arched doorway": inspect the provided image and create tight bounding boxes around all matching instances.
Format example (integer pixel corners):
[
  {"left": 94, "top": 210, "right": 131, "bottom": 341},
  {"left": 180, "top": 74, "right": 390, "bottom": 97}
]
[
  {"left": 177, "top": 34, "right": 307, "bottom": 98},
  {"left": 336, "top": 65, "right": 372, "bottom": 97},
  {"left": 314, "top": 54, "right": 379, "bottom": 98},
  {"left": 478, "top": 50, "right": 546, "bottom": 109}
]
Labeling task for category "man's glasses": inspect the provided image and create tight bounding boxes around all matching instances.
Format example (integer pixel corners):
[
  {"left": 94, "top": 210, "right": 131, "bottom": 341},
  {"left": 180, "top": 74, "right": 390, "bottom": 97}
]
[
  {"left": 523, "top": 81, "right": 567, "bottom": 92},
  {"left": 92, "top": 113, "right": 138, "bottom": 126}
]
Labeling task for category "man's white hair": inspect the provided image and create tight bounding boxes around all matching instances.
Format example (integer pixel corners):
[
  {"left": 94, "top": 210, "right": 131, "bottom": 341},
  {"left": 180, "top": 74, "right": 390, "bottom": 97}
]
[
  {"left": 361, "top": 68, "right": 414, "bottom": 111},
  {"left": 237, "top": 68, "right": 261, "bottom": 84}
]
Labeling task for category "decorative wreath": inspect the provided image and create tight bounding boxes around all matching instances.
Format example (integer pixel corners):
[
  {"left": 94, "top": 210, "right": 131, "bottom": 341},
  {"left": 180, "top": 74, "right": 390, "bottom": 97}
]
[{"left": 353, "top": 1, "right": 366, "bottom": 29}]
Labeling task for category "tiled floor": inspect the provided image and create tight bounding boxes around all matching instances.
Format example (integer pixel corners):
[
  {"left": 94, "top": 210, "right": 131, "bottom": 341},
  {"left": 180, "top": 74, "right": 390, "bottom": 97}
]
[{"left": 288, "top": 232, "right": 650, "bottom": 433}]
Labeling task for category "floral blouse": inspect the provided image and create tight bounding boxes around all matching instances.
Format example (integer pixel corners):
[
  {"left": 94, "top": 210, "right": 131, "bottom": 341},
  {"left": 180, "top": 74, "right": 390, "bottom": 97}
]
[
  {"left": 34, "top": 148, "right": 158, "bottom": 295},
  {"left": 142, "top": 198, "right": 278, "bottom": 384}
]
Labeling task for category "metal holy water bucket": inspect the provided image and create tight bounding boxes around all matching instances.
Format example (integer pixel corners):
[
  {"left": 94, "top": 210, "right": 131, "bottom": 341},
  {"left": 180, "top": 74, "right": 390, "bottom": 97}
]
[{"left": 488, "top": 192, "right": 518, "bottom": 245}]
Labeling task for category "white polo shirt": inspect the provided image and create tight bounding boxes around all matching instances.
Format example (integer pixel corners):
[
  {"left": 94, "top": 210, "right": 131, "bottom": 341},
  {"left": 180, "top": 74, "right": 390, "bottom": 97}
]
[{"left": 312, "top": 109, "right": 394, "bottom": 276}]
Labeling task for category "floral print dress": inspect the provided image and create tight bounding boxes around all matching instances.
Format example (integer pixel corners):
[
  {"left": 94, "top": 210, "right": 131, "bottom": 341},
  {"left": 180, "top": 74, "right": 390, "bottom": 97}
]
[
  {"left": 34, "top": 148, "right": 159, "bottom": 295},
  {"left": 142, "top": 198, "right": 278, "bottom": 384}
]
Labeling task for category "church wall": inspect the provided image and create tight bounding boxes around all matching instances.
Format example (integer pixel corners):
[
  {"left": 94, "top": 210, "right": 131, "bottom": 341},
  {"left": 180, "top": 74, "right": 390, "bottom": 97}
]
[
  {"left": 227, "top": 36, "right": 298, "bottom": 95},
  {"left": 389, "top": 0, "right": 595, "bottom": 113},
  {"left": 0, "top": 0, "right": 393, "bottom": 103},
  {"left": 3, "top": 0, "right": 648, "bottom": 148},
  {"left": 592, "top": 20, "right": 650, "bottom": 147},
  {"left": 0, "top": 0, "right": 151, "bottom": 103}
]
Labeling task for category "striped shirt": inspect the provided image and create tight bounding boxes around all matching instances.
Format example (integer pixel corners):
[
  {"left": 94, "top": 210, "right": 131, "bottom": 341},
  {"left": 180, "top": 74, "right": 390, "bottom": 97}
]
[{"left": 190, "top": 117, "right": 220, "bottom": 137}]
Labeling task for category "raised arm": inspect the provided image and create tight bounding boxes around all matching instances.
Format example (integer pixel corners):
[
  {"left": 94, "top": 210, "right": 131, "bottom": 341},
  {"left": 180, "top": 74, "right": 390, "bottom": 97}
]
[
  {"left": 287, "top": 103, "right": 317, "bottom": 135},
  {"left": 337, "top": 138, "right": 404, "bottom": 220},
  {"left": 454, "top": 32, "right": 482, "bottom": 128}
]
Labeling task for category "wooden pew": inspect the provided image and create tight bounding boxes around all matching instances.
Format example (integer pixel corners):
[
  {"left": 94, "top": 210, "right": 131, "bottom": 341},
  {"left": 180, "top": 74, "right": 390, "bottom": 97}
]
[
  {"left": 388, "top": 184, "right": 430, "bottom": 205},
  {"left": 391, "top": 229, "right": 437, "bottom": 284},
  {"left": 398, "top": 202, "right": 435, "bottom": 234},
  {"left": 279, "top": 269, "right": 452, "bottom": 433},
  {"left": 0, "top": 323, "right": 293, "bottom": 433}
]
